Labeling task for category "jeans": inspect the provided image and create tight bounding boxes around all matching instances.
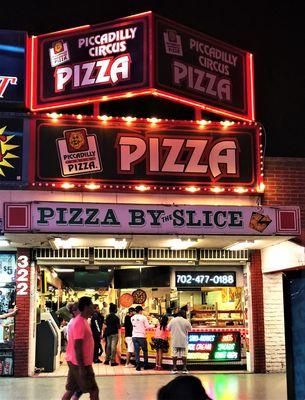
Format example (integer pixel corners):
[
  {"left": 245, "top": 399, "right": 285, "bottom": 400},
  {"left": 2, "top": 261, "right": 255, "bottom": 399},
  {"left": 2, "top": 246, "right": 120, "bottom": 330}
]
[
  {"left": 105, "top": 333, "right": 119, "bottom": 363},
  {"left": 132, "top": 337, "right": 148, "bottom": 365}
]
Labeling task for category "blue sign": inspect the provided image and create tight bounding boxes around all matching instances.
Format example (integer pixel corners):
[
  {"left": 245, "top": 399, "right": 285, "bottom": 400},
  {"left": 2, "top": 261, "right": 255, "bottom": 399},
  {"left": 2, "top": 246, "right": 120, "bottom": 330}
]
[{"left": 0, "top": 31, "right": 27, "bottom": 108}]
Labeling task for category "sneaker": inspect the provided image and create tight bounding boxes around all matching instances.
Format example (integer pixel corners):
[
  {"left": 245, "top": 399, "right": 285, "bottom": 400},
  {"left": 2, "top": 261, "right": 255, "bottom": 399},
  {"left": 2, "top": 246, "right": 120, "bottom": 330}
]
[
  {"left": 104, "top": 360, "right": 110, "bottom": 365},
  {"left": 136, "top": 364, "right": 141, "bottom": 371},
  {"left": 94, "top": 359, "right": 102, "bottom": 364},
  {"left": 171, "top": 369, "right": 178, "bottom": 374},
  {"left": 125, "top": 363, "right": 134, "bottom": 368},
  {"left": 111, "top": 362, "right": 119, "bottom": 366},
  {"left": 182, "top": 368, "right": 189, "bottom": 374}
]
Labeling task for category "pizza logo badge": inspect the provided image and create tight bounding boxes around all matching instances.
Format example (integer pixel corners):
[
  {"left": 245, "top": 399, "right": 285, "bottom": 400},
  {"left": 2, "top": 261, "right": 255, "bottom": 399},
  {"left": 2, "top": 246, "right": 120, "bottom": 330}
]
[
  {"left": 0, "top": 126, "right": 19, "bottom": 177},
  {"left": 163, "top": 29, "right": 183, "bottom": 56},
  {"left": 49, "top": 40, "right": 70, "bottom": 67}
]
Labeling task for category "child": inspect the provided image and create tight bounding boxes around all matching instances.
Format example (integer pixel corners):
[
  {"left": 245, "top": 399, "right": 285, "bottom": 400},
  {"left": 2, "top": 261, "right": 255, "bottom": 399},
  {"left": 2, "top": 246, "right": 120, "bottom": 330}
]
[{"left": 152, "top": 315, "right": 169, "bottom": 370}]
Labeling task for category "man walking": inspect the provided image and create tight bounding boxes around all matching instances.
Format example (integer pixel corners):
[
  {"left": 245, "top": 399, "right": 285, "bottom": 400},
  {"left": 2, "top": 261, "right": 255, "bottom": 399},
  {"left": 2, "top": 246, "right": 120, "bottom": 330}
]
[
  {"left": 131, "top": 305, "right": 151, "bottom": 371},
  {"left": 124, "top": 307, "right": 135, "bottom": 367},
  {"left": 104, "top": 303, "right": 120, "bottom": 366},
  {"left": 91, "top": 304, "right": 104, "bottom": 363},
  {"left": 62, "top": 296, "right": 99, "bottom": 400},
  {"left": 168, "top": 310, "right": 192, "bottom": 374}
]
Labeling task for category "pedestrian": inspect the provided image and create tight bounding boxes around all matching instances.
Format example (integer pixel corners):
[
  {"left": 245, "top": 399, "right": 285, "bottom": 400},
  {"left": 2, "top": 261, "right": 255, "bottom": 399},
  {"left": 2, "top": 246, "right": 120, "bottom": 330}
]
[
  {"left": 0, "top": 306, "right": 17, "bottom": 319},
  {"left": 152, "top": 315, "right": 169, "bottom": 370},
  {"left": 57, "top": 302, "right": 73, "bottom": 323},
  {"left": 91, "top": 304, "right": 104, "bottom": 364},
  {"left": 104, "top": 303, "right": 120, "bottom": 366},
  {"left": 101, "top": 301, "right": 108, "bottom": 317},
  {"left": 66, "top": 302, "right": 80, "bottom": 340},
  {"left": 167, "top": 310, "right": 192, "bottom": 374},
  {"left": 61, "top": 296, "right": 99, "bottom": 400},
  {"left": 157, "top": 375, "right": 212, "bottom": 400},
  {"left": 124, "top": 307, "right": 135, "bottom": 368},
  {"left": 131, "top": 305, "right": 151, "bottom": 371}
]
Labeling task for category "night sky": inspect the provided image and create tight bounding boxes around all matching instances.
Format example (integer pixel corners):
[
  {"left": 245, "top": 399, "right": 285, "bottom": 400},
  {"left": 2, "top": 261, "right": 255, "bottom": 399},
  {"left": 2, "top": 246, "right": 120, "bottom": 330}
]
[{"left": 0, "top": 0, "right": 304, "bottom": 157}]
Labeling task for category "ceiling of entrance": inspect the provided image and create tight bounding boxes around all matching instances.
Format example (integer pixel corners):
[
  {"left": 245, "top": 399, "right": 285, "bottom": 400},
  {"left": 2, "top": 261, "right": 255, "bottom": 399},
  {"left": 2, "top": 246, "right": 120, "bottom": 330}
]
[{"left": 1, "top": 233, "right": 294, "bottom": 251}]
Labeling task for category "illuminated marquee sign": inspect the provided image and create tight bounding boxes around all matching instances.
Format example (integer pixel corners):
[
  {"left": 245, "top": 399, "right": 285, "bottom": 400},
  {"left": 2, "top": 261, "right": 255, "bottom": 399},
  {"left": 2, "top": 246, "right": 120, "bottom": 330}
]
[
  {"left": 0, "top": 31, "right": 27, "bottom": 108},
  {"left": 187, "top": 331, "right": 241, "bottom": 361},
  {"left": 154, "top": 15, "right": 254, "bottom": 121},
  {"left": 0, "top": 114, "right": 29, "bottom": 187},
  {"left": 31, "top": 14, "right": 149, "bottom": 110},
  {"left": 176, "top": 271, "right": 236, "bottom": 287},
  {"left": 34, "top": 117, "right": 261, "bottom": 191},
  {"left": 30, "top": 13, "right": 254, "bottom": 121}
]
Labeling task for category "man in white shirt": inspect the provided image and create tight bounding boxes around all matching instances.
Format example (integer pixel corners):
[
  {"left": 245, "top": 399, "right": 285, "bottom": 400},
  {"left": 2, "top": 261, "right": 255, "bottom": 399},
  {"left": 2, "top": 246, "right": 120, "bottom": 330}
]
[
  {"left": 168, "top": 310, "right": 192, "bottom": 374},
  {"left": 131, "top": 305, "right": 151, "bottom": 371}
]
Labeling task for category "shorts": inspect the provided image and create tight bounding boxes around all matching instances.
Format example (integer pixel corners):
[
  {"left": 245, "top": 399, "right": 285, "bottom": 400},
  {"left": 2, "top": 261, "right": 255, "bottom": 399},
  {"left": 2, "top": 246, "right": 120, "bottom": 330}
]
[
  {"left": 125, "top": 336, "right": 134, "bottom": 353},
  {"left": 151, "top": 338, "right": 169, "bottom": 352},
  {"left": 172, "top": 347, "right": 187, "bottom": 357},
  {"left": 66, "top": 362, "right": 98, "bottom": 393}
]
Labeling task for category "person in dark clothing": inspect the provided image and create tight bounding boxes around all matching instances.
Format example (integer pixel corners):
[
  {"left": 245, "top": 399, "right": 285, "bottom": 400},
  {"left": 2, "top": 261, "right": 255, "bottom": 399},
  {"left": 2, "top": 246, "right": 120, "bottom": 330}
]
[
  {"left": 90, "top": 304, "right": 104, "bottom": 364},
  {"left": 124, "top": 307, "right": 135, "bottom": 367},
  {"left": 104, "top": 303, "right": 120, "bottom": 366},
  {"left": 157, "top": 375, "right": 212, "bottom": 400}
]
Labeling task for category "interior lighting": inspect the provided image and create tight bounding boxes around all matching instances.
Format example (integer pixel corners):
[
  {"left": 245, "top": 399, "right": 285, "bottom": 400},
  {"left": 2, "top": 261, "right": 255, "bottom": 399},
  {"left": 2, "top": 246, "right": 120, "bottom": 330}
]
[
  {"left": 225, "top": 241, "right": 255, "bottom": 251},
  {"left": 48, "top": 112, "right": 62, "bottom": 120},
  {"left": 169, "top": 238, "right": 197, "bottom": 250},
  {"left": 185, "top": 186, "right": 200, "bottom": 193},
  {"left": 135, "top": 185, "right": 150, "bottom": 192},
  {"left": 50, "top": 237, "right": 79, "bottom": 250},
  {"left": 0, "top": 239, "right": 10, "bottom": 247},
  {"left": 98, "top": 115, "right": 112, "bottom": 122},
  {"left": 61, "top": 182, "right": 75, "bottom": 189},
  {"left": 53, "top": 268, "right": 74, "bottom": 273},
  {"left": 84, "top": 183, "right": 100, "bottom": 190},
  {"left": 76, "top": 114, "right": 83, "bottom": 120},
  {"left": 147, "top": 117, "right": 161, "bottom": 124},
  {"left": 109, "top": 238, "right": 127, "bottom": 249},
  {"left": 257, "top": 182, "right": 265, "bottom": 193}
]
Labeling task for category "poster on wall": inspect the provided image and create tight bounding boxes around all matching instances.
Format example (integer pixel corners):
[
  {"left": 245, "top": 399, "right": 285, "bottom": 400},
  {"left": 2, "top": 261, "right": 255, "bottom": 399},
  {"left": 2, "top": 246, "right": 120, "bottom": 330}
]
[
  {"left": 154, "top": 16, "right": 254, "bottom": 121},
  {"left": 0, "top": 30, "right": 27, "bottom": 108},
  {"left": 35, "top": 118, "right": 260, "bottom": 188},
  {"left": 31, "top": 14, "right": 150, "bottom": 110},
  {"left": 0, "top": 114, "right": 29, "bottom": 188},
  {"left": 0, "top": 350, "right": 14, "bottom": 376},
  {"left": 0, "top": 253, "right": 16, "bottom": 285}
]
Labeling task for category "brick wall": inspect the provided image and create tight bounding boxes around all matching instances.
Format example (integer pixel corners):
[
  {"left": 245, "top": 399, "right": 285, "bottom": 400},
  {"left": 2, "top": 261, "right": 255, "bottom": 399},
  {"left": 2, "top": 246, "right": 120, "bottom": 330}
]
[
  {"left": 250, "top": 250, "right": 266, "bottom": 372},
  {"left": 263, "top": 272, "right": 286, "bottom": 372},
  {"left": 262, "top": 157, "right": 305, "bottom": 373},
  {"left": 263, "top": 157, "right": 305, "bottom": 244},
  {"left": 14, "top": 249, "right": 31, "bottom": 377}
]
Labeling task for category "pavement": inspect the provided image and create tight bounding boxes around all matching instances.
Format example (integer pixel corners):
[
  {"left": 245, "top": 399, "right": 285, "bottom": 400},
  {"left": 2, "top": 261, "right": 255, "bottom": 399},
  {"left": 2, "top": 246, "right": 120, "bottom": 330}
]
[{"left": 0, "top": 372, "right": 287, "bottom": 400}]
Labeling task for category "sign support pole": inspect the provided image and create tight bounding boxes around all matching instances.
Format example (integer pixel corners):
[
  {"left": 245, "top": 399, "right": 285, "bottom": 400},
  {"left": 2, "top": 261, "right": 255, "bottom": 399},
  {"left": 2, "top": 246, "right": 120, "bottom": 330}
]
[
  {"left": 93, "top": 102, "right": 100, "bottom": 117},
  {"left": 194, "top": 108, "right": 201, "bottom": 120}
]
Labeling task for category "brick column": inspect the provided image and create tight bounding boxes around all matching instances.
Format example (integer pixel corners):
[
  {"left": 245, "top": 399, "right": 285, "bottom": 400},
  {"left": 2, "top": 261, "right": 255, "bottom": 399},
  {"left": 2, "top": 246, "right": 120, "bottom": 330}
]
[
  {"left": 14, "top": 248, "right": 31, "bottom": 377},
  {"left": 250, "top": 250, "right": 266, "bottom": 372}
]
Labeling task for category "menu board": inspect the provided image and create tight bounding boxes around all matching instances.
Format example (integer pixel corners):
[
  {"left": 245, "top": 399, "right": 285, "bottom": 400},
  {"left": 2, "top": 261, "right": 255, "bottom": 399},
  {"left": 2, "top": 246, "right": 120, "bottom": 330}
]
[
  {"left": 0, "top": 254, "right": 16, "bottom": 284},
  {"left": 187, "top": 331, "right": 241, "bottom": 361}
]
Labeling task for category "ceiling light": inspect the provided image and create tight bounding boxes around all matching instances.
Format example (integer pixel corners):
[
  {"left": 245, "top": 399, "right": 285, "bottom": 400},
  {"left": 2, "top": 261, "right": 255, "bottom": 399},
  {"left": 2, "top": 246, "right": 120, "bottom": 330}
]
[
  {"left": 109, "top": 238, "right": 128, "bottom": 249},
  {"left": 0, "top": 239, "right": 10, "bottom": 247},
  {"left": 61, "top": 182, "right": 75, "bottom": 189},
  {"left": 84, "top": 183, "right": 100, "bottom": 190},
  {"left": 225, "top": 241, "right": 255, "bottom": 251},
  {"left": 53, "top": 268, "right": 74, "bottom": 273},
  {"left": 49, "top": 238, "right": 79, "bottom": 250},
  {"left": 135, "top": 185, "right": 150, "bottom": 192},
  {"left": 185, "top": 186, "right": 200, "bottom": 193},
  {"left": 169, "top": 238, "right": 197, "bottom": 250}
]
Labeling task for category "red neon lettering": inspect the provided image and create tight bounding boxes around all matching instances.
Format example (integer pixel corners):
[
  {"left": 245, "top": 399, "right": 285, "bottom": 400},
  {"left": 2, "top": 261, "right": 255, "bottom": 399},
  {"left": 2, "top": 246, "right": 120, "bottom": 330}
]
[
  {"left": 0, "top": 76, "right": 17, "bottom": 97},
  {"left": 221, "top": 334, "right": 233, "bottom": 342}
]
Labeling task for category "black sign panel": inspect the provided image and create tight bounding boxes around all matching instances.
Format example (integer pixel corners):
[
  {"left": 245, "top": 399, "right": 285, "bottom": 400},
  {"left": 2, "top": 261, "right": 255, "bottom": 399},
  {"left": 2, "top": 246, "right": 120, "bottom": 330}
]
[
  {"left": 175, "top": 271, "right": 236, "bottom": 287},
  {"left": 33, "top": 14, "right": 149, "bottom": 109},
  {"left": 35, "top": 118, "right": 258, "bottom": 187},
  {"left": 154, "top": 16, "right": 253, "bottom": 120},
  {"left": 0, "top": 114, "right": 29, "bottom": 187},
  {"left": 0, "top": 31, "right": 27, "bottom": 108}
]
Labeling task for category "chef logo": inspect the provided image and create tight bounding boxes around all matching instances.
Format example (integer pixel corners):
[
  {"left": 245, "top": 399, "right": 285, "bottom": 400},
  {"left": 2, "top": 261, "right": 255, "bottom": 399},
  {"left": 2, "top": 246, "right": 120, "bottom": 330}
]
[
  {"left": 163, "top": 29, "right": 183, "bottom": 56},
  {"left": 249, "top": 211, "right": 272, "bottom": 233},
  {"left": 56, "top": 128, "right": 102, "bottom": 177},
  {"left": 49, "top": 40, "right": 70, "bottom": 67}
]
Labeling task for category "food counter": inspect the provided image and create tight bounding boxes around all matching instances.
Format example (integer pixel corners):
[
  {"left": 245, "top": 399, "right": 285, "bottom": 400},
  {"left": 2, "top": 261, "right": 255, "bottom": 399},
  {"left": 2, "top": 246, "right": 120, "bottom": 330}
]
[{"left": 120, "top": 326, "right": 247, "bottom": 369}]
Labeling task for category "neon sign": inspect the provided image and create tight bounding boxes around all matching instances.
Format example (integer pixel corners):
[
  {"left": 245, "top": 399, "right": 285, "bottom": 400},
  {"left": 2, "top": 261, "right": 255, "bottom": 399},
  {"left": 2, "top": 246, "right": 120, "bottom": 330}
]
[{"left": 187, "top": 331, "right": 241, "bottom": 362}]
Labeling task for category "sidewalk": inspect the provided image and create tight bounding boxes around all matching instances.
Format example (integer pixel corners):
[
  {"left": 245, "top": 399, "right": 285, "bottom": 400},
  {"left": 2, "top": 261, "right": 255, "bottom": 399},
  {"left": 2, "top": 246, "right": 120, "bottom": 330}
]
[{"left": 0, "top": 373, "right": 287, "bottom": 400}]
